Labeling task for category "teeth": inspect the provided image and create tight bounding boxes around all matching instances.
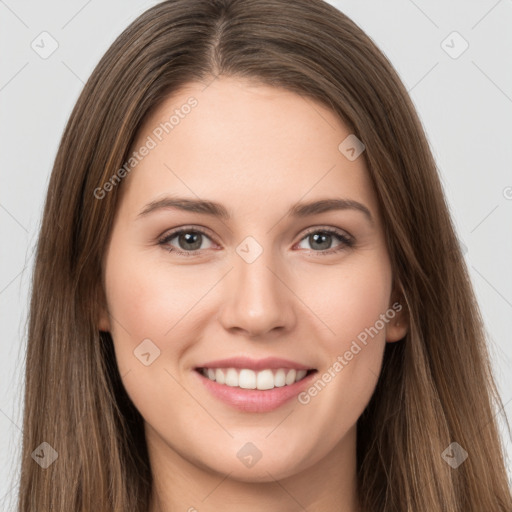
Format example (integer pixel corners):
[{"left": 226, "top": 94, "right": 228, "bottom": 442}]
[
  {"left": 200, "top": 367, "right": 310, "bottom": 390},
  {"left": 257, "top": 369, "right": 274, "bottom": 390},
  {"left": 285, "top": 369, "right": 296, "bottom": 385},
  {"left": 215, "top": 368, "right": 225, "bottom": 384},
  {"left": 274, "top": 368, "right": 286, "bottom": 387},
  {"left": 225, "top": 368, "right": 238, "bottom": 387},
  {"left": 239, "top": 369, "right": 256, "bottom": 389},
  {"left": 296, "top": 369, "right": 307, "bottom": 381}
]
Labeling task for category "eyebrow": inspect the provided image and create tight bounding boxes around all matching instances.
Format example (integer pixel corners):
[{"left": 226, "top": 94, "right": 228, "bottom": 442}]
[{"left": 137, "top": 196, "right": 373, "bottom": 223}]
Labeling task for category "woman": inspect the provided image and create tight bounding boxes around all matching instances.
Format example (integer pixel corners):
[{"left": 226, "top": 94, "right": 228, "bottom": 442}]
[{"left": 18, "top": 0, "right": 512, "bottom": 510}]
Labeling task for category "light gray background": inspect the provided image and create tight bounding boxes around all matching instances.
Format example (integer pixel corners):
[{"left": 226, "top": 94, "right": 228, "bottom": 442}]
[{"left": 1, "top": 0, "right": 511, "bottom": 508}]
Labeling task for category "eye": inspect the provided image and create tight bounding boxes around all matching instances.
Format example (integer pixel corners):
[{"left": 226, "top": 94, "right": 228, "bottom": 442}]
[
  {"left": 158, "top": 226, "right": 354, "bottom": 257},
  {"left": 296, "top": 228, "right": 354, "bottom": 255},
  {"left": 158, "top": 227, "right": 215, "bottom": 256}
]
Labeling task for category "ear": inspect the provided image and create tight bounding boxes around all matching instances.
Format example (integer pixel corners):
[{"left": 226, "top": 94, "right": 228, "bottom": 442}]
[
  {"left": 95, "top": 283, "right": 111, "bottom": 332},
  {"left": 385, "top": 283, "right": 409, "bottom": 343},
  {"left": 98, "top": 308, "right": 111, "bottom": 333}
]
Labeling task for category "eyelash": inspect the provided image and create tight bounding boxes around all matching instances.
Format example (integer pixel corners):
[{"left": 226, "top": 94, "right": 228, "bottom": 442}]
[{"left": 157, "top": 226, "right": 354, "bottom": 257}]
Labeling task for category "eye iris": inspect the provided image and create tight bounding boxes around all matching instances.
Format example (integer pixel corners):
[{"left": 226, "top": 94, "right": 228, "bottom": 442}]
[
  {"left": 310, "top": 232, "right": 331, "bottom": 250},
  {"left": 179, "top": 232, "right": 202, "bottom": 250}
]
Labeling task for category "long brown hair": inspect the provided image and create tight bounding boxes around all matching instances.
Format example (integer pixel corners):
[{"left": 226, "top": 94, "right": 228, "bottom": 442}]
[{"left": 17, "top": 0, "right": 511, "bottom": 510}]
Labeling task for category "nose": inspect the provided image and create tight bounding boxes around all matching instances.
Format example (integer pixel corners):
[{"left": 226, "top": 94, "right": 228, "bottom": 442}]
[{"left": 217, "top": 246, "right": 296, "bottom": 339}]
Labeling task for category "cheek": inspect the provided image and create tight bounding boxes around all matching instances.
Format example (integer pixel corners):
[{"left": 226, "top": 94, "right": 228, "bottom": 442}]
[
  {"left": 103, "top": 240, "right": 192, "bottom": 369},
  {"left": 293, "top": 252, "right": 392, "bottom": 439},
  {"left": 293, "top": 251, "right": 392, "bottom": 413},
  {"left": 296, "top": 251, "right": 392, "bottom": 351},
  {"left": 102, "top": 243, "right": 202, "bottom": 428}
]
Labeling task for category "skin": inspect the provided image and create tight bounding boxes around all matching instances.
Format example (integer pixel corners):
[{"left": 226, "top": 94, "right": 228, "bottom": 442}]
[{"left": 99, "top": 76, "right": 408, "bottom": 512}]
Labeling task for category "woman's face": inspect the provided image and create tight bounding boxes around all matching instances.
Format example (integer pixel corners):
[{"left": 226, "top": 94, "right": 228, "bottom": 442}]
[{"left": 100, "top": 76, "right": 407, "bottom": 482}]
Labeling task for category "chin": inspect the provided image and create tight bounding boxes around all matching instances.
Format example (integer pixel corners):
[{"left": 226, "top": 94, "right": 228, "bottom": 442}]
[{"left": 191, "top": 443, "right": 313, "bottom": 483}]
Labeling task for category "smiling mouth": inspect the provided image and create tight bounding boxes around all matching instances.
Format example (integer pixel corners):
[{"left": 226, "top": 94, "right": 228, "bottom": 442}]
[{"left": 195, "top": 367, "right": 317, "bottom": 390}]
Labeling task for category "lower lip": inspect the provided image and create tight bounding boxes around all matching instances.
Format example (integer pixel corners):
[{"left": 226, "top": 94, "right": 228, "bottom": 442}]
[{"left": 194, "top": 369, "right": 317, "bottom": 413}]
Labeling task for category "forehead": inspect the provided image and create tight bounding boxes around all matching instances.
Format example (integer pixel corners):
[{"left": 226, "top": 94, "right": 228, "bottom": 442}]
[{"left": 119, "top": 76, "right": 378, "bottom": 222}]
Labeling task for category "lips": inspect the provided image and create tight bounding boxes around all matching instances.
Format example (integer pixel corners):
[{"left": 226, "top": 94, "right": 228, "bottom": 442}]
[{"left": 194, "top": 356, "right": 317, "bottom": 412}]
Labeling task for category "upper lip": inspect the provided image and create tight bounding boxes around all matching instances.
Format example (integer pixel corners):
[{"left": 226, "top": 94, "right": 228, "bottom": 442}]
[{"left": 196, "top": 357, "right": 314, "bottom": 372}]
